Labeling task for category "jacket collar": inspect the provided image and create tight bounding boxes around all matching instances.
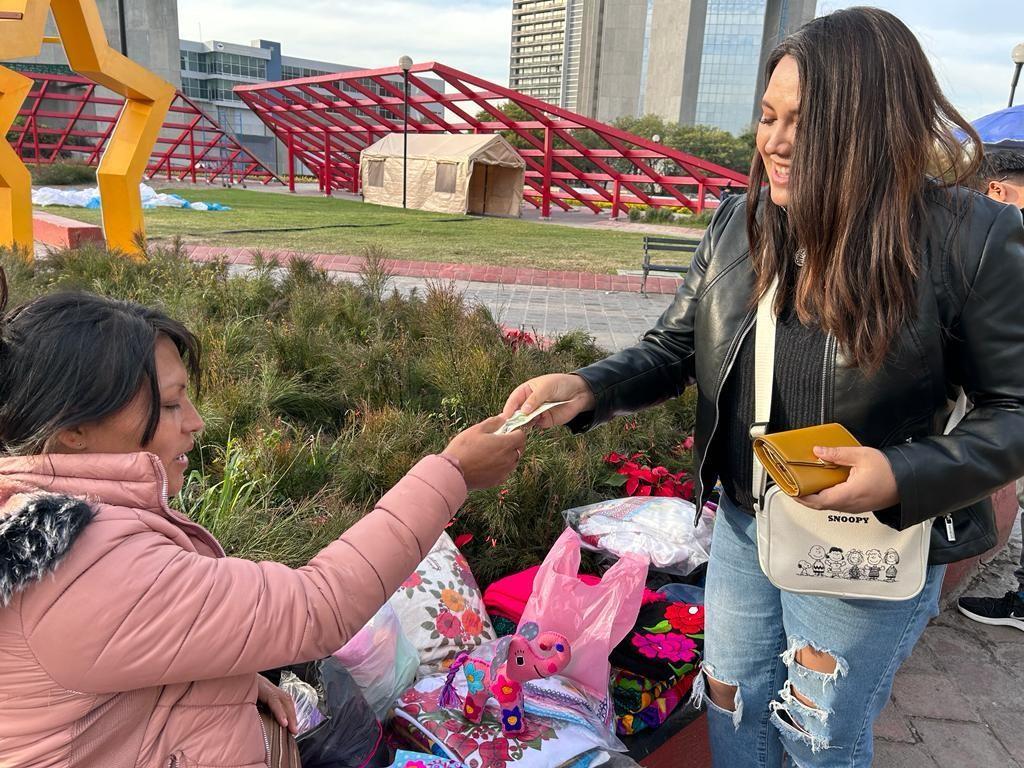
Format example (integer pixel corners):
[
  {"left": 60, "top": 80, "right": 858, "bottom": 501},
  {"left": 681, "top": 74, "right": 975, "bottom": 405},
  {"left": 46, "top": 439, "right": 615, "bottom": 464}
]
[{"left": 0, "top": 452, "right": 170, "bottom": 515}]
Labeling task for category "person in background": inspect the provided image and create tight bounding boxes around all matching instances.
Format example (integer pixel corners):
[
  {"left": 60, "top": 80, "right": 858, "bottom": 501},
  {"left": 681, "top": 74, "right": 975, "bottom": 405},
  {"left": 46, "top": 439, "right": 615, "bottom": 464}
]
[
  {"left": 0, "top": 277, "right": 526, "bottom": 768},
  {"left": 957, "top": 148, "right": 1024, "bottom": 631},
  {"left": 978, "top": 149, "right": 1024, "bottom": 215}
]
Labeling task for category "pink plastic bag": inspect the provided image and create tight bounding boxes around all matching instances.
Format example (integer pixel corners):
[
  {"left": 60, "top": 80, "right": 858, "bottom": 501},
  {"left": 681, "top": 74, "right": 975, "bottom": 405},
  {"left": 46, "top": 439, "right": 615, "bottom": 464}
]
[{"left": 519, "top": 528, "right": 648, "bottom": 697}]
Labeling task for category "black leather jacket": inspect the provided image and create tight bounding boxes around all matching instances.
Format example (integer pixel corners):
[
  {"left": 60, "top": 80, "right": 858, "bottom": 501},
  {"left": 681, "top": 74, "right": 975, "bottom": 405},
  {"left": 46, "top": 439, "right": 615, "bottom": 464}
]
[{"left": 571, "top": 189, "right": 1024, "bottom": 564}]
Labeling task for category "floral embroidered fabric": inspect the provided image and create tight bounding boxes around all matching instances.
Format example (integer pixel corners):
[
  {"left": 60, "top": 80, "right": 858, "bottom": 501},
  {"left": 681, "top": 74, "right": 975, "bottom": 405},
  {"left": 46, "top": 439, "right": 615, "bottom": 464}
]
[
  {"left": 392, "top": 676, "right": 613, "bottom": 768},
  {"left": 388, "top": 533, "right": 496, "bottom": 674}
]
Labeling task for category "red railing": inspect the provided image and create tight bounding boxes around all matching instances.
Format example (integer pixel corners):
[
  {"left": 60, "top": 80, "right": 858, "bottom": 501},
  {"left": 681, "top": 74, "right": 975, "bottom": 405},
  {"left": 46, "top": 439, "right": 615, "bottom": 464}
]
[
  {"left": 236, "top": 62, "right": 747, "bottom": 215},
  {"left": 9, "top": 72, "right": 280, "bottom": 186}
]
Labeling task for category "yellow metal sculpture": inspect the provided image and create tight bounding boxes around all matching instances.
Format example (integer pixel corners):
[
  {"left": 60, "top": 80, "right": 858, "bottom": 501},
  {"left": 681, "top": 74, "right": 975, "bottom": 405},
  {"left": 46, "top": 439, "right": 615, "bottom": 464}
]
[{"left": 0, "top": 1, "right": 174, "bottom": 255}]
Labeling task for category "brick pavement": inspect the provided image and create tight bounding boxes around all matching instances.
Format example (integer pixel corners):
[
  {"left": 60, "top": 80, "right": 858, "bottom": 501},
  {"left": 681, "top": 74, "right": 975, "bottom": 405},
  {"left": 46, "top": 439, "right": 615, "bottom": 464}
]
[
  {"left": 188, "top": 244, "right": 686, "bottom": 296},
  {"left": 201, "top": 246, "right": 675, "bottom": 352},
  {"left": 874, "top": 513, "right": 1023, "bottom": 767}
]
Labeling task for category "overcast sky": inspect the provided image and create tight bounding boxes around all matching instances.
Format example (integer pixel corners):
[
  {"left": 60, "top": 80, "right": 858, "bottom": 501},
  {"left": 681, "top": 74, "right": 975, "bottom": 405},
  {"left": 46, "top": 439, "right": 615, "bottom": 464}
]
[{"left": 176, "top": 0, "right": 1023, "bottom": 121}]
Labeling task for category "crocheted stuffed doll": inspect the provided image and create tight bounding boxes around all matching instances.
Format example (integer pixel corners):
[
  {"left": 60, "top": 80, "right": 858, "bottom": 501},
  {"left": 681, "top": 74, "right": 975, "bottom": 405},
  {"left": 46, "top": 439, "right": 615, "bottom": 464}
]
[{"left": 439, "top": 622, "right": 572, "bottom": 735}]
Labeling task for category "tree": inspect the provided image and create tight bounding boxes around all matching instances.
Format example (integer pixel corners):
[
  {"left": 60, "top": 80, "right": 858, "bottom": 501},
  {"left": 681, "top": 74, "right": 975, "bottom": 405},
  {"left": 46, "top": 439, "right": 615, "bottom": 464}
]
[{"left": 613, "top": 115, "right": 755, "bottom": 174}]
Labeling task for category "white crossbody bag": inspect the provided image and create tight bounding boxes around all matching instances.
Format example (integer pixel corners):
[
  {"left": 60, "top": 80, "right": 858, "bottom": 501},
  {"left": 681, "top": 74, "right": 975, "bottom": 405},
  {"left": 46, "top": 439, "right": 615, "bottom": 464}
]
[{"left": 752, "top": 278, "right": 935, "bottom": 601}]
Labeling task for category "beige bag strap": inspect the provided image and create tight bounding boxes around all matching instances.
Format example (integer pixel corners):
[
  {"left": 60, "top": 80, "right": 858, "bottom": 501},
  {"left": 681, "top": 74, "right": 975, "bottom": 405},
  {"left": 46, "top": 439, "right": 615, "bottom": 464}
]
[{"left": 751, "top": 277, "right": 780, "bottom": 508}]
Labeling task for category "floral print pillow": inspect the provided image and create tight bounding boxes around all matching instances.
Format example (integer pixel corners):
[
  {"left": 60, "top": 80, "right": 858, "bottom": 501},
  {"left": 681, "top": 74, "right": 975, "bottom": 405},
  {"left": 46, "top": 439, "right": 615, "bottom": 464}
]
[{"left": 389, "top": 532, "right": 496, "bottom": 673}]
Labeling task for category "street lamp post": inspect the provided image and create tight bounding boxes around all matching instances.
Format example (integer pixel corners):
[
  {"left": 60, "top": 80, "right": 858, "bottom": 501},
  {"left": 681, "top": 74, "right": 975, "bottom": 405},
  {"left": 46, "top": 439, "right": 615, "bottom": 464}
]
[
  {"left": 399, "top": 55, "right": 413, "bottom": 208},
  {"left": 1010, "top": 43, "right": 1024, "bottom": 108}
]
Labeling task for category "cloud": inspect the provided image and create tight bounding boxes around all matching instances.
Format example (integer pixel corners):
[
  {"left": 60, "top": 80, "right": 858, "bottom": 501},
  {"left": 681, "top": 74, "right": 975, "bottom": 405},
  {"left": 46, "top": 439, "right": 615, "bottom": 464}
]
[
  {"left": 177, "top": 0, "right": 1020, "bottom": 120},
  {"left": 819, "top": 0, "right": 1022, "bottom": 119},
  {"left": 177, "top": 0, "right": 513, "bottom": 85}
]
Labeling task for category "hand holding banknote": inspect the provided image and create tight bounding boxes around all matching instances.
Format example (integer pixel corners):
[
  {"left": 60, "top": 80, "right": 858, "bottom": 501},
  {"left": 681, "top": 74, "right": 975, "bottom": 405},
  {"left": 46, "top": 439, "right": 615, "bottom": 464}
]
[{"left": 501, "top": 373, "right": 597, "bottom": 430}]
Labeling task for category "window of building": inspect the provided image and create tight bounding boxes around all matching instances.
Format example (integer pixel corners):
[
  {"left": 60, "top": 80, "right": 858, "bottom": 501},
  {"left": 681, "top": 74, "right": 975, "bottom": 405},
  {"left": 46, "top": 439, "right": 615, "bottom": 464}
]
[
  {"left": 181, "top": 76, "right": 209, "bottom": 100},
  {"left": 434, "top": 162, "right": 457, "bottom": 194},
  {"left": 366, "top": 159, "right": 385, "bottom": 187}
]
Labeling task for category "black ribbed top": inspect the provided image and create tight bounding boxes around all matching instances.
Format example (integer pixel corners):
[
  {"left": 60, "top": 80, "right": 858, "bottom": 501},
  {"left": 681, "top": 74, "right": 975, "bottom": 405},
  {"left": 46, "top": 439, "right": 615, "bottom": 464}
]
[{"left": 714, "top": 298, "right": 828, "bottom": 512}]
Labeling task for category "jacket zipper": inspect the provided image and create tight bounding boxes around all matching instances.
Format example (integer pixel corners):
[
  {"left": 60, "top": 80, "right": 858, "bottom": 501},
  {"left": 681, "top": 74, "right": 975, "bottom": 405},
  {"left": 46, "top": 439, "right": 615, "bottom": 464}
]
[
  {"left": 694, "top": 310, "right": 756, "bottom": 524},
  {"left": 820, "top": 334, "right": 835, "bottom": 423},
  {"left": 259, "top": 715, "right": 271, "bottom": 767}
]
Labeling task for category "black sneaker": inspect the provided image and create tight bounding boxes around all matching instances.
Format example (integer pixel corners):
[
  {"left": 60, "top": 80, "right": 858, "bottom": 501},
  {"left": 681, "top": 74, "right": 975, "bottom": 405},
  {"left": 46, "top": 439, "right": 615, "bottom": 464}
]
[{"left": 958, "top": 591, "right": 1024, "bottom": 631}]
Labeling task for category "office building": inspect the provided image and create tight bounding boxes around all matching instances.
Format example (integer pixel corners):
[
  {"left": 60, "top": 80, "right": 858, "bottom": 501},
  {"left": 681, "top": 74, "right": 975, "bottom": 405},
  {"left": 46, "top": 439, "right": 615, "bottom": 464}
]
[
  {"left": 509, "top": 0, "right": 648, "bottom": 122},
  {"left": 180, "top": 39, "right": 445, "bottom": 173},
  {"left": 509, "top": 0, "right": 817, "bottom": 136}
]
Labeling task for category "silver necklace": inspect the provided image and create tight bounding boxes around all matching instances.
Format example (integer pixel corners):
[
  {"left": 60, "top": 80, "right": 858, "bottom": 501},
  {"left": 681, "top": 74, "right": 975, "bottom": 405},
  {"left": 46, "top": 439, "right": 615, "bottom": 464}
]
[{"left": 794, "top": 248, "right": 807, "bottom": 267}]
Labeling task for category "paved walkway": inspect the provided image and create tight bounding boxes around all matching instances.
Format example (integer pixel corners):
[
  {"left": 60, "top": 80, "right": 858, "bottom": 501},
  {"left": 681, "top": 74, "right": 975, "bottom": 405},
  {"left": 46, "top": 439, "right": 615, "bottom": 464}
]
[
  {"left": 194, "top": 246, "right": 676, "bottom": 352},
  {"left": 874, "top": 512, "right": 1024, "bottom": 767},
  {"left": 209, "top": 247, "right": 1024, "bottom": 765}
]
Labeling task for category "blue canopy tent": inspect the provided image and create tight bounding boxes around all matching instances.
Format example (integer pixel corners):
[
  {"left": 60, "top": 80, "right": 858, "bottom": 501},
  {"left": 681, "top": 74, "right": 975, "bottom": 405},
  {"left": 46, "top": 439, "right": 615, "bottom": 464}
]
[{"left": 970, "top": 104, "right": 1024, "bottom": 150}]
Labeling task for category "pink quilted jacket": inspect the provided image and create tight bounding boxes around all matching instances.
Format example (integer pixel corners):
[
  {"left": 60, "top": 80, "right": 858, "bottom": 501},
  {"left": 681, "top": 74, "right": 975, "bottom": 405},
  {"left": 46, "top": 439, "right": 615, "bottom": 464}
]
[{"left": 0, "top": 451, "right": 466, "bottom": 768}]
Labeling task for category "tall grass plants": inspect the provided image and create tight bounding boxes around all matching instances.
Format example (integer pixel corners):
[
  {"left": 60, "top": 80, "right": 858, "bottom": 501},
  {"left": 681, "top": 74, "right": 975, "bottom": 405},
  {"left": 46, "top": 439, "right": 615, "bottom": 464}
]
[{"left": 0, "top": 243, "right": 696, "bottom": 583}]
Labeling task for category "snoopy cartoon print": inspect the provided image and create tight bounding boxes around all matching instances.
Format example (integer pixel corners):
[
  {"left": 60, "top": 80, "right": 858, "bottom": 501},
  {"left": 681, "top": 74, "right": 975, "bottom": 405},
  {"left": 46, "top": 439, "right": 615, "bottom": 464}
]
[
  {"left": 846, "top": 549, "right": 864, "bottom": 580},
  {"left": 809, "top": 545, "right": 827, "bottom": 577},
  {"left": 866, "top": 549, "right": 883, "bottom": 581},
  {"left": 884, "top": 549, "right": 900, "bottom": 582},
  {"left": 825, "top": 547, "right": 846, "bottom": 578},
  {"left": 797, "top": 560, "right": 814, "bottom": 577}
]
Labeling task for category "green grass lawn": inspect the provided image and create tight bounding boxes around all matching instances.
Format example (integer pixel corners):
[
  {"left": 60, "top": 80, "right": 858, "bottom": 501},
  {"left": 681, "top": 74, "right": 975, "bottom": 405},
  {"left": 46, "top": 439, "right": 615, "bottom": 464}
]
[{"left": 45, "top": 187, "right": 668, "bottom": 274}]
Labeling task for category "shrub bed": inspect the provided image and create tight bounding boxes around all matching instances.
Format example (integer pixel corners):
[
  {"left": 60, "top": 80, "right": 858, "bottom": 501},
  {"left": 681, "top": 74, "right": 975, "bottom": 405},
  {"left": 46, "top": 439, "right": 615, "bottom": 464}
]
[
  {"left": 29, "top": 161, "right": 97, "bottom": 186},
  {"left": 0, "top": 243, "right": 697, "bottom": 584}
]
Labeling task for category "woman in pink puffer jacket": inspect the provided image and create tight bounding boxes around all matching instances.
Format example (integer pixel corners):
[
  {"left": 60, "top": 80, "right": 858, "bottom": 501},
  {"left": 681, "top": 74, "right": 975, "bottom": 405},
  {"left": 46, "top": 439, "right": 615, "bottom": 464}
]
[{"left": 0, "top": 276, "right": 525, "bottom": 768}]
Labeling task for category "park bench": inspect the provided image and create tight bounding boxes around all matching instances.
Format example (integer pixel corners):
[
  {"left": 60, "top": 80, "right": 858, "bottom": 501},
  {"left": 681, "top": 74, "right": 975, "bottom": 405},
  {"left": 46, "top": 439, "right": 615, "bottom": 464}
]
[{"left": 640, "top": 235, "right": 700, "bottom": 295}]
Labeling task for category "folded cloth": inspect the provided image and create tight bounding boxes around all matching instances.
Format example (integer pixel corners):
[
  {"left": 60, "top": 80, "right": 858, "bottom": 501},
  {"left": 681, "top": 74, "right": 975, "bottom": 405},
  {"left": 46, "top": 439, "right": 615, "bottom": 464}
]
[
  {"left": 614, "top": 672, "right": 696, "bottom": 736},
  {"left": 392, "top": 652, "right": 621, "bottom": 768},
  {"left": 484, "top": 566, "right": 662, "bottom": 625},
  {"left": 609, "top": 600, "right": 704, "bottom": 683},
  {"left": 390, "top": 749, "right": 463, "bottom": 768}
]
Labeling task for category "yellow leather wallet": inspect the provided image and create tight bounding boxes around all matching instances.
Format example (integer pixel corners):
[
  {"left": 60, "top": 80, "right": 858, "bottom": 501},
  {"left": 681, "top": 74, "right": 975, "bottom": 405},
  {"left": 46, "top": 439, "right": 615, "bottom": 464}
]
[{"left": 752, "top": 423, "right": 859, "bottom": 497}]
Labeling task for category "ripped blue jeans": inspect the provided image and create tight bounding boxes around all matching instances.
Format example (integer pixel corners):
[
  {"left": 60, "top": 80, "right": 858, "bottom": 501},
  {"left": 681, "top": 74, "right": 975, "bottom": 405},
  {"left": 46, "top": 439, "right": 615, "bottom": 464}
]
[{"left": 694, "top": 496, "right": 944, "bottom": 768}]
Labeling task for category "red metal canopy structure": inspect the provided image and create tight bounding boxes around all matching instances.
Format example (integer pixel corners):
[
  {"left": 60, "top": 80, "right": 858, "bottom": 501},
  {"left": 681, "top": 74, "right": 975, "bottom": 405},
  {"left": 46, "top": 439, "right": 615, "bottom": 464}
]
[
  {"left": 236, "top": 62, "right": 747, "bottom": 216},
  {"left": 10, "top": 71, "right": 280, "bottom": 186}
]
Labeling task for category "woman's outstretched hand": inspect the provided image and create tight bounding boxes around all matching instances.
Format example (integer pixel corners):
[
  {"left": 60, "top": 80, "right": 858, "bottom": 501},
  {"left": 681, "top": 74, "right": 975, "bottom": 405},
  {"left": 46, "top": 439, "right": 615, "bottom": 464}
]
[
  {"left": 443, "top": 416, "right": 527, "bottom": 490},
  {"left": 257, "top": 674, "right": 299, "bottom": 735},
  {"left": 501, "top": 374, "right": 597, "bottom": 430},
  {"left": 796, "top": 446, "right": 899, "bottom": 513}
]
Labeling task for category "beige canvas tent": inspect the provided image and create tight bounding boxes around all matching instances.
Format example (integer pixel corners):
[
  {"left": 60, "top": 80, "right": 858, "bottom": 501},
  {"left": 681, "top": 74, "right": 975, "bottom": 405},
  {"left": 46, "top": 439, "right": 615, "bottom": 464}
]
[{"left": 360, "top": 133, "right": 525, "bottom": 217}]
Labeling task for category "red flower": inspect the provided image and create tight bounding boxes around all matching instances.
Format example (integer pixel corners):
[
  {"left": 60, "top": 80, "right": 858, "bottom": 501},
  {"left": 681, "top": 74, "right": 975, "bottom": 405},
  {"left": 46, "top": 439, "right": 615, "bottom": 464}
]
[
  {"left": 679, "top": 479, "right": 695, "bottom": 500},
  {"left": 502, "top": 327, "right": 538, "bottom": 350},
  {"left": 401, "top": 571, "right": 422, "bottom": 589},
  {"left": 666, "top": 602, "right": 705, "bottom": 633},
  {"left": 436, "top": 610, "right": 463, "bottom": 638},
  {"left": 604, "top": 451, "right": 625, "bottom": 465},
  {"left": 454, "top": 533, "right": 474, "bottom": 548},
  {"left": 681, "top": 435, "right": 695, "bottom": 450},
  {"left": 492, "top": 673, "right": 520, "bottom": 705}
]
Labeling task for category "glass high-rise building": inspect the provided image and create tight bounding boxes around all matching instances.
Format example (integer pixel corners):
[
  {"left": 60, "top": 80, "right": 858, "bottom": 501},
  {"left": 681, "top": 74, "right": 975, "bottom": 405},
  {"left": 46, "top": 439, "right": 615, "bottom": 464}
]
[
  {"left": 694, "top": 1, "right": 772, "bottom": 135},
  {"left": 509, "top": 0, "right": 817, "bottom": 136}
]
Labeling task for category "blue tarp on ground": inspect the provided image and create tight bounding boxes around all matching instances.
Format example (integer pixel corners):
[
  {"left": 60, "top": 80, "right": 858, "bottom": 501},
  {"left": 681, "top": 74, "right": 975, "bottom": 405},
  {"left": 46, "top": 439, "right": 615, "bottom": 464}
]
[{"left": 32, "top": 183, "right": 231, "bottom": 211}]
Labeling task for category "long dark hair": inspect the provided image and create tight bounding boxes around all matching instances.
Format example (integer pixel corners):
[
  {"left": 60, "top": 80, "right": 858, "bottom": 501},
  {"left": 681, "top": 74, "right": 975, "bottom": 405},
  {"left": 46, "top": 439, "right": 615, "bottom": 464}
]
[
  {"left": 0, "top": 268, "right": 202, "bottom": 455},
  {"left": 747, "top": 7, "right": 981, "bottom": 372}
]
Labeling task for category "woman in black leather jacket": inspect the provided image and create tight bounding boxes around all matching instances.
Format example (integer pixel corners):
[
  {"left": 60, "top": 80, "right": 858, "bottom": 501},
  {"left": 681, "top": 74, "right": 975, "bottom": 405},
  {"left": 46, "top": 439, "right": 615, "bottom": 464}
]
[{"left": 503, "top": 8, "right": 1024, "bottom": 768}]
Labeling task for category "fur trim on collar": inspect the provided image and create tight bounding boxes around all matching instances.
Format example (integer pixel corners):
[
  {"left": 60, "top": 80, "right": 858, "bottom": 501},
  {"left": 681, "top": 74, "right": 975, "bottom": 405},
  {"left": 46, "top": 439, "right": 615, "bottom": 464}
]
[{"left": 0, "top": 494, "right": 94, "bottom": 607}]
